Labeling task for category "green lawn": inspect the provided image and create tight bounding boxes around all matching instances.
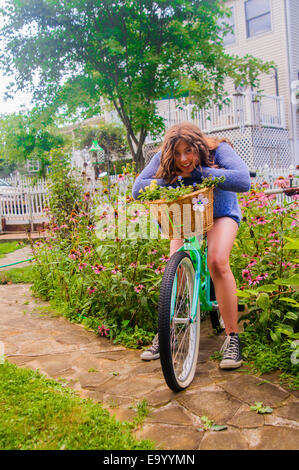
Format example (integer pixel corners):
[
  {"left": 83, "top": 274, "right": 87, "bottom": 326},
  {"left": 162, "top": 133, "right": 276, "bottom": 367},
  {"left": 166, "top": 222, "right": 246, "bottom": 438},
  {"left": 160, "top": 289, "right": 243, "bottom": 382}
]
[
  {"left": 0, "top": 241, "right": 24, "bottom": 259},
  {"left": 0, "top": 265, "right": 35, "bottom": 284},
  {"left": 0, "top": 361, "right": 154, "bottom": 450}
]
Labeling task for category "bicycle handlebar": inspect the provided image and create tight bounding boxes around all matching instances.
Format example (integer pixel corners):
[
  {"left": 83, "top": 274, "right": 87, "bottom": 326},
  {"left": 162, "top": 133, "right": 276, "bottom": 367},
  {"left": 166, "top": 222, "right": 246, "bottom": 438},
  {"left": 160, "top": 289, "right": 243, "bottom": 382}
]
[{"left": 264, "top": 187, "right": 299, "bottom": 196}]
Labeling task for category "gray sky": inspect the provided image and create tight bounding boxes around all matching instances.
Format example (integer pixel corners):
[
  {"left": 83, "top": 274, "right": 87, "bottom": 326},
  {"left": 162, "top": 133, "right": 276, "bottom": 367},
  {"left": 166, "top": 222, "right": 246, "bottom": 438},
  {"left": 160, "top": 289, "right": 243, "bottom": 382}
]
[{"left": 0, "top": 0, "right": 33, "bottom": 114}]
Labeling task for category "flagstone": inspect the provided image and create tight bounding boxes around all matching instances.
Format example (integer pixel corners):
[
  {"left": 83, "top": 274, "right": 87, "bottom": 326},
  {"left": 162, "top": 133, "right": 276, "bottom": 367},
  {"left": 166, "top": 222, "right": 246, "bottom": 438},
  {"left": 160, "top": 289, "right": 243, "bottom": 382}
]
[
  {"left": 272, "top": 401, "right": 299, "bottom": 422},
  {"left": 177, "top": 385, "right": 242, "bottom": 424},
  {"left": 199, "top": 429, "right": 249, "bottom": 450},
  {"left": 147, "top": 403, "right": 196, "bottom": 426},
  {"left": 78, "top": 371, "right": 114, "bottom": 390},
  {"left": 134, "top": 423, "right": 203, "bottom": 450},
  {"left": 227, "top": 406, "right": 264, "bottom": 428},
  {"left": 248, "top": 426, "right": 299, "bottom": 450},
  {"left": 220, "top": 375, "right": 290, "bottom": 408},
  {"left": 97, "top": 373, "right": 163, "bottom": 398},
  {"left": 143, "top": 387, "right": 178, "bottom": 407}
]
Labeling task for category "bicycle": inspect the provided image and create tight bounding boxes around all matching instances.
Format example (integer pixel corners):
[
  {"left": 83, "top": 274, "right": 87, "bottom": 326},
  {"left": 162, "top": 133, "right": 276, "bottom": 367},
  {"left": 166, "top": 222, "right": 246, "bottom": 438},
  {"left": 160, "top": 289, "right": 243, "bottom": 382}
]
[{"left": 158, "top": 234, "right": 223, "bottom": 392}]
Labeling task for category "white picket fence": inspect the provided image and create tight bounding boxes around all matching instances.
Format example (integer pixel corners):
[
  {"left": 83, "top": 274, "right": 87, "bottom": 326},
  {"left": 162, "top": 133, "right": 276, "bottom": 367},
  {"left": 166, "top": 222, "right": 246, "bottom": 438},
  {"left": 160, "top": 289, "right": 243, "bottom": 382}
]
[
  {"left": 1, "top": 176, "right": 47, "bottom": 191},
  {"left": 0, "top": 185, "right": 49, "bottom": 231}
]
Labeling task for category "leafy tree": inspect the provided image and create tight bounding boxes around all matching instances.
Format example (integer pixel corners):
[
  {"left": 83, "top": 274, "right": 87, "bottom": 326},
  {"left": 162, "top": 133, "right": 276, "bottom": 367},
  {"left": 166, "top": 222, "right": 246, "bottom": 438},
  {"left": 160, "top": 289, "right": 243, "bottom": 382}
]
[
  {"left": 0, "top": 0, "right": 274, "bottom": 169},
  {"left": 75, "top": 121, "right": 128, "bottom": 159},
  {"left": 0, "top": 157, "right": 16, "bottom": 178},
  {"left": 0, "top": 109, "right": 68, "bottom": 177}
]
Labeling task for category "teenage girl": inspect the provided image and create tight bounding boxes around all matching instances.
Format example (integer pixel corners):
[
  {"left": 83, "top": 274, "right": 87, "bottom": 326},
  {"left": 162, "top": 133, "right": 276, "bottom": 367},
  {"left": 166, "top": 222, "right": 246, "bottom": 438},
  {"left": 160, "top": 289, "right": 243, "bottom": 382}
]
[{"left": 132, "top": 122, "right": 251, "bottom": 369}]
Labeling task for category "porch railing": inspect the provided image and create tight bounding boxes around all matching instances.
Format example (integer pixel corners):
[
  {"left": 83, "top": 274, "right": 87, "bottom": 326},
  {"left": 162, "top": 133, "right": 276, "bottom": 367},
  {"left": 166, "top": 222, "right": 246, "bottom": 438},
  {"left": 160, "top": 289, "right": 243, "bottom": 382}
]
[{"left": 145, "top": 91, "right": 286, "bottom": 144}]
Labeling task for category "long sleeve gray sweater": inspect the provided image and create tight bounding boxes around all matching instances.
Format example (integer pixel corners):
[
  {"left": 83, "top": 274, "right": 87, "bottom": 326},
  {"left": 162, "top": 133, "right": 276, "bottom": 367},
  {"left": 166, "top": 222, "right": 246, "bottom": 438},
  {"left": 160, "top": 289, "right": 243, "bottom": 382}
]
[{"left": 132, "top": 142, "right": 251, "bottom": 225}]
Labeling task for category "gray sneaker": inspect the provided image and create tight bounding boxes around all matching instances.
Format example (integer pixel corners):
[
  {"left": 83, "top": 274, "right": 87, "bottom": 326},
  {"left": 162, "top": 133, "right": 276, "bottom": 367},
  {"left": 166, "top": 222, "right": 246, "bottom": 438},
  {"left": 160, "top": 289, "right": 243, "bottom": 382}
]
[
  {"left": 219, "top": 333, "right": 242, "bottom": 369},
  {"left": 140, "top": 333, "right": 160, "bottom": 361}
]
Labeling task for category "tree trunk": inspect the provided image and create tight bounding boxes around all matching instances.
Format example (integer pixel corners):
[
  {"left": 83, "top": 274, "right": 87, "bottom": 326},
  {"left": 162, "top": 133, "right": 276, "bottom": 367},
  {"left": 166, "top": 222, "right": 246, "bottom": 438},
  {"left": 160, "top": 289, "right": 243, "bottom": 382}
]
[
  {"left": 111, "top": 97, "right": 147, "bottom": 171},
  {"left": 126, "top": 128, "right": 146, "bottom": 171}
]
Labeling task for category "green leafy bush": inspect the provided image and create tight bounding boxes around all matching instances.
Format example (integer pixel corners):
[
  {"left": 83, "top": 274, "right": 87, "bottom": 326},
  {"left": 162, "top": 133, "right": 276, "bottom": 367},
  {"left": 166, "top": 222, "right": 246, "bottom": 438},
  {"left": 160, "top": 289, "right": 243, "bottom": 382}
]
[
  {"left": 231, "top": 184, "right": 299, "bottom": 386},
  {"left": 31, "top": 158, "right": 169, "bottom": 347}
]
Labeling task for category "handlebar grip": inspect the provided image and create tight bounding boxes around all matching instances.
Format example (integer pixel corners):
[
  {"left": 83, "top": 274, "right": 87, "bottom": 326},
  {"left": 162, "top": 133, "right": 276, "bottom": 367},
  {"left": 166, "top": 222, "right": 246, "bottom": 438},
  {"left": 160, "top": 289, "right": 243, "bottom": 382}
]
[
  {"left": 264, "top": 188, "right": 283, "bottom": 194},
  {"left": 264, "top": 187, "right": 299, "bottom": 195}
]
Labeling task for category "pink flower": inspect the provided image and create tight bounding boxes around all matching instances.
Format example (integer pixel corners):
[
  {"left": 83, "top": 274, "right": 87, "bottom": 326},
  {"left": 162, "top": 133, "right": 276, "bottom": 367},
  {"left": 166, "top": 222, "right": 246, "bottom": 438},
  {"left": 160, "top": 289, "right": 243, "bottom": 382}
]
[
  {"left": 130, "top": 262, "right": 138, "bottom": 268},
  {"left": 92, "top": 264, "right": 106, "bottom": 273},
  {"left": 155, "top": 265, "right": 165, "bottom": 274},
  {"left": 242, "top": 269, "right": 252, "bottom": 280},
  {"left": 255, "top": 217, "right": 270, "bottom": 225},
  {"left": 111, "top": 266, "right": 121, "bottom": 274},
  {"left": 134, "top": 284, "right": 145, "bottom": 293},
  {"left": 151, "top": 249, "right": 158, "bottom": 254},
  {"left": 98, "top": 325, "right": 110, "bottom": 337},
  {"left": 147, "top": 262, "right": 155, "bottom": 268},
  {"left": 274, "top": 177, "right": 289, "bottom": 188},
  {"left": 248, "top": 259, "right": 257, "bottom": 268},
  {"left": 160, "top": 255, "right": 170, "bottom": 262},
  {"left": 87, "top": 287, "right": 97, "bottom": 295},
  {"left": 256, "top": 273, "right": 269, "bottom": 281},
  {"left": 78, "top": 262, "right": 87, "bottom": 270}
]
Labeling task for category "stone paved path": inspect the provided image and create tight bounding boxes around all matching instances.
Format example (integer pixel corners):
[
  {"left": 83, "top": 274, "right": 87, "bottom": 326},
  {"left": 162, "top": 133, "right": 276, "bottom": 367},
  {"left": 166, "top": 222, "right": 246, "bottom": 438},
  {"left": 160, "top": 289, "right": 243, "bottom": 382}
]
[{"left": 0, "top": 282, "right": 298, "bottom": 450}]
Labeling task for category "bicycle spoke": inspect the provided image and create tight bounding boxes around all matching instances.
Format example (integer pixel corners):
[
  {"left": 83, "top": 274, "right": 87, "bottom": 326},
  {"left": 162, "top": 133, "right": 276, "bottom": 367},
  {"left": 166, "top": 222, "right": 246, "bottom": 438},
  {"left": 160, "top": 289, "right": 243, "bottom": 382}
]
[
  {"left": 171, "top": 259, "right": 196, "bottom": 382},
  {"left": 159, "top": 251, "right": 200, "bottom": 391}
]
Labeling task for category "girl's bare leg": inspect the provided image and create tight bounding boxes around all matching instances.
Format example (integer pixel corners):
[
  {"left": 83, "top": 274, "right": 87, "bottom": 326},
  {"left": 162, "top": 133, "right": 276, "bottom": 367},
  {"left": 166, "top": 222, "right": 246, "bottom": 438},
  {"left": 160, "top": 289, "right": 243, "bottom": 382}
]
[
  {"left": 170, "top": 239, "right": 184, "bottom": 256},
  {"left": 207, "top": 217, "right": 239, "bottom": 335}
]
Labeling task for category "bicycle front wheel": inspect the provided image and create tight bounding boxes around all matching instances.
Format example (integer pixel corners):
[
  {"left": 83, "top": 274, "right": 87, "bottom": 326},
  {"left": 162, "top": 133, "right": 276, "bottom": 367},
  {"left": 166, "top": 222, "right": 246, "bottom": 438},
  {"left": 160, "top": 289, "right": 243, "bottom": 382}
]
[{"left": 158, "top": 251, "right": 200, "bottom": 392}]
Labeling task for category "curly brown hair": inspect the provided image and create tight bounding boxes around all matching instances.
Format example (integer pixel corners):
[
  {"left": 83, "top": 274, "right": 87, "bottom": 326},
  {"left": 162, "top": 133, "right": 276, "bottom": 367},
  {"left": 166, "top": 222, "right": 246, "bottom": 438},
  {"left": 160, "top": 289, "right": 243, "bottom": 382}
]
[{"left": 154, "top": 122, "right": 232, "bottom": 183}]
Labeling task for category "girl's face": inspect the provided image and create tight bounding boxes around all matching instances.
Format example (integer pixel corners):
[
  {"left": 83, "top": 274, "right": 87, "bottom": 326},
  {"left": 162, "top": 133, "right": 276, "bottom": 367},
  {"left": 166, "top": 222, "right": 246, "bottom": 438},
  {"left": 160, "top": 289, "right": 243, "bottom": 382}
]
[{"left": 173, "top": 140, "right": 199, "bottom": 175}]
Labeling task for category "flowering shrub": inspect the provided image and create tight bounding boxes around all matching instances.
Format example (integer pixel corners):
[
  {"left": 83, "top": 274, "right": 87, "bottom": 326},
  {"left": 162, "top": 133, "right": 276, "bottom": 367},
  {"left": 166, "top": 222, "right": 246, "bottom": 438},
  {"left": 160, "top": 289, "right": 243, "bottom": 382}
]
[
  {"left": 31, "top": 154, "right": 169, "bottom": 347},
  {"left": 231, "top": 182, "right": 299, "bottom": 386}
]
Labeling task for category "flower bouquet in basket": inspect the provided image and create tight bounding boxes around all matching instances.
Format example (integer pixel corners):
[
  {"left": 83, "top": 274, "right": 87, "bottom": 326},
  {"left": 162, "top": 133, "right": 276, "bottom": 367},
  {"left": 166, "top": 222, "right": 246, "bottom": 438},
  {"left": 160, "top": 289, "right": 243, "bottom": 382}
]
[{"left": 138, "top": 175, "right": 225, "bottom": 240}]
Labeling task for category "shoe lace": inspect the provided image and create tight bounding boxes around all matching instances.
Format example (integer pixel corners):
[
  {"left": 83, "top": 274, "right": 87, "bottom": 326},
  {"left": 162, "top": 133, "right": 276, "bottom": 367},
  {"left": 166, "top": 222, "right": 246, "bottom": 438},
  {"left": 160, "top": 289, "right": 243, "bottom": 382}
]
[
  {"left": 221, "top": 335, "right": 239, "bottom": 360},
  {"left": 148, "top": 333, "right": 159, "bottom": 353}
]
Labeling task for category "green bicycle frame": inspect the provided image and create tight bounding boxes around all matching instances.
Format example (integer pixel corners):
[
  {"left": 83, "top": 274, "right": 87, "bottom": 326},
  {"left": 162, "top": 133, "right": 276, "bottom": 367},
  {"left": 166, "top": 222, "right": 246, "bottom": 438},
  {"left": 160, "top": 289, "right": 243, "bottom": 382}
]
[{"left": 170, "top": 236, "right": 217, "bottom": 323}]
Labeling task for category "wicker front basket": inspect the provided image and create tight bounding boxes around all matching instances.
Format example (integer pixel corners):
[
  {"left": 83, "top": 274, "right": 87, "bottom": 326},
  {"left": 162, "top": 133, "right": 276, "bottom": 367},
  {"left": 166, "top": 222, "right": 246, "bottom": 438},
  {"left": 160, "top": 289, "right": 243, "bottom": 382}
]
[{"left": 148, "top": 186, "right": 214, "bottom": 240}]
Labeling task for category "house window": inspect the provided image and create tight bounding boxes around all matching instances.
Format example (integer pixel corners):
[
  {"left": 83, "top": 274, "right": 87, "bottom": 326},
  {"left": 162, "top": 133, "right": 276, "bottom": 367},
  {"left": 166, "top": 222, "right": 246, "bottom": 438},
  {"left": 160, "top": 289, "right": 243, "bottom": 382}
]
[
  {"left": 26, "top": 159, "right": 40, "bottom": 173},
  {"left": 219, "top": 6, "right": 236, "bottom": 46},
  {"left": 245, "top": 0, "right": 271, "bottom": 38}
]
